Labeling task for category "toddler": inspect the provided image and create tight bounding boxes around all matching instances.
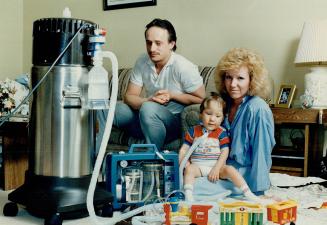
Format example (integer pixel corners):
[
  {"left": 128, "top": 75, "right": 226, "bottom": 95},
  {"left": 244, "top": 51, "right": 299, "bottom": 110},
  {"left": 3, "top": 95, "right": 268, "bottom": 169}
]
[{"left": 179, "top": 93, "right": 262, "bottom": 202}]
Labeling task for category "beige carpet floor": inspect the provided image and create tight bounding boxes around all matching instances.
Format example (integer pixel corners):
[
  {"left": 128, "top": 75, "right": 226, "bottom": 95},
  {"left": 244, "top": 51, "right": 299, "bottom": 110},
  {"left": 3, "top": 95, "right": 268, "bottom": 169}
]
[{"left": 0, "top": 190, "right": 125, "bottom": 225}]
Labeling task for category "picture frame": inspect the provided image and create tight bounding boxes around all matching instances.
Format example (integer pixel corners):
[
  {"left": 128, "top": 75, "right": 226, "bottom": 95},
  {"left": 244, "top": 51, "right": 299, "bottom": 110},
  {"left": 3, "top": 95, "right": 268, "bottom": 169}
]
[
  {"left": 103, "top": 0, "right": 156, "bottom": 11},
  {"left": 275, "top": 84, "right": 296, "bottom": 108}
]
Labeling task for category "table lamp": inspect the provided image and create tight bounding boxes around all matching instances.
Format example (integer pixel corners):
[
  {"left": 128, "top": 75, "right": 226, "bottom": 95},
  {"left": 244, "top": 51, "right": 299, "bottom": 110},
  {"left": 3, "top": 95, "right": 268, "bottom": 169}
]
[{"left": 294, "top": 20, "right": 327, "bottom": 108}]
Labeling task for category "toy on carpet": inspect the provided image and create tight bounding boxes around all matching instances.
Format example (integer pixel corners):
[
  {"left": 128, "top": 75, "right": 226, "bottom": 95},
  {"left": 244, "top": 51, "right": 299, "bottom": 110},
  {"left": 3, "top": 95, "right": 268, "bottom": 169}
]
[
  {"left": 163, "top": 197, "right": 213, "bottom": 225},
  {"left": 266, "top": 200, "right": 297, "bottom": 225},
  {"left": 219, "top": 201, "right": 264, "bottom": 225}
]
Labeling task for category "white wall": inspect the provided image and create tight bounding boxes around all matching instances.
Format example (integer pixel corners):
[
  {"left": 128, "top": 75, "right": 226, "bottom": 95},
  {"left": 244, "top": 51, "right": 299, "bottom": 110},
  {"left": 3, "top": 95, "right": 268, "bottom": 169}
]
[
  {"left": 18, "top": 0, "right": 327, "bottom": 102},
  {"left": 0, "top": 1, "right": 23, "bottom": 79}
]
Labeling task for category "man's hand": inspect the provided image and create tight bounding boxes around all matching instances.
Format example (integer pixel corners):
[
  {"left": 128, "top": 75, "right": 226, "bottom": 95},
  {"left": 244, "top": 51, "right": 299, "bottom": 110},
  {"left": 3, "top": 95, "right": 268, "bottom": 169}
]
[{"left": 151, "top": 89, "right": 172, "bottom": 105}]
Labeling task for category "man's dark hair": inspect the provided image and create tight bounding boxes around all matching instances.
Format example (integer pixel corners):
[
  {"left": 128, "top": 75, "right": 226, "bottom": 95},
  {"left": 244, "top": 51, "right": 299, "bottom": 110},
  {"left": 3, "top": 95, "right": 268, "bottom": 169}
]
[{"left": 145, "top": 18, "right": 177, "bottom": 51}]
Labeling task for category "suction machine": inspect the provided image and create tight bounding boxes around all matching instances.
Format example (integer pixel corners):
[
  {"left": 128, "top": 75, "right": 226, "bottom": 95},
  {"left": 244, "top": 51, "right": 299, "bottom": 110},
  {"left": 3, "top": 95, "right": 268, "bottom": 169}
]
[
  {"left": 3, "top": 17, "right": 114, "bottom": 225},
  {"left": 106, "top": 144, "right": 180, "bottom": 210}
]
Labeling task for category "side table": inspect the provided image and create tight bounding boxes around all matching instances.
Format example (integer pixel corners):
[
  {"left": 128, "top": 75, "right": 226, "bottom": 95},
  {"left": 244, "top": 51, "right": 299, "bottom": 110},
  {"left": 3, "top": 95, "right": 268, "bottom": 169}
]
[
  {"left": 271, "top": 108, "right": 326, "bottom": 177},
  {"left": 0, "top": 116, "right": 29, "bottom": 190}
]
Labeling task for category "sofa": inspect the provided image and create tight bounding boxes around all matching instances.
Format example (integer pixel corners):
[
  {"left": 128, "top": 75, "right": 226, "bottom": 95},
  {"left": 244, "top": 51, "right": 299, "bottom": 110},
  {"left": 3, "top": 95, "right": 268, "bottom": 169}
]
[{"left": 105, "top": 66, "right": 218, "bottom": 153}]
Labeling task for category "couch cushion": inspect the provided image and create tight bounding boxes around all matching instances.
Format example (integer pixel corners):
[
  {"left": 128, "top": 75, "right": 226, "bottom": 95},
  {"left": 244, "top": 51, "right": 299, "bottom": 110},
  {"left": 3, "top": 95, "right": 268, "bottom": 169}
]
[
  {"left": 181, "top": 104, "right": 201, "bottom": 135},
  {"left": 198, "top": 66, "right": 218, "bottom": 96},
  {"left": 109, "top": 68, "right": 133, "bottom": 101}
]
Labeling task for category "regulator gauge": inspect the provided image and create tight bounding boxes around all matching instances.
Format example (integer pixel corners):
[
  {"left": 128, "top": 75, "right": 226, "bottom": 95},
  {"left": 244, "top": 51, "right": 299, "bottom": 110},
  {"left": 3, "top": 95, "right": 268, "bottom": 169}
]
[{"left": 119, "top": 160, "right": 128, "bottom": 168}]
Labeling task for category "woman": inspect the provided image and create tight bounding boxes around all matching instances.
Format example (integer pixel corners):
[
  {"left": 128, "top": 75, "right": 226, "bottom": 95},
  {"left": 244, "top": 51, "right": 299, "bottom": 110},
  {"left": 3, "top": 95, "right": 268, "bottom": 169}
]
[
  {"left": 215, "top": 48, "right": 275, "bottom": 195},
  {"left": 192, "top": 48, "right": 275, "bottom": 199}
]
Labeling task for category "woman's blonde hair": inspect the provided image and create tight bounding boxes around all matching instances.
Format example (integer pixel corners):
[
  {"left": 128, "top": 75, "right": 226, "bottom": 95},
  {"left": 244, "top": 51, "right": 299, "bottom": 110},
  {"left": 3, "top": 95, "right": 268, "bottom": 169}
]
[{"left": 215, "top": 48, "right": 271, "bottom": 100}]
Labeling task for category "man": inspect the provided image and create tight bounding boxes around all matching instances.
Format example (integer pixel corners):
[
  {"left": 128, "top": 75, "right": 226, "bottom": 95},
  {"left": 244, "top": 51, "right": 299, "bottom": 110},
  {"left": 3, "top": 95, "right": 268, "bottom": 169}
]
[{"left": 99, "top": 18, "right": 205, "bottom": 150}]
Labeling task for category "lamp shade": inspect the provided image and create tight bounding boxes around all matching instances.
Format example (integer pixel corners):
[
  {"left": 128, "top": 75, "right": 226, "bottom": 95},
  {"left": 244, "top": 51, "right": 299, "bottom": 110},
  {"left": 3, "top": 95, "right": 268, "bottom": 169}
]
[
  {"left": 294, "top": 20, "right": 327, "bottom": 108},
  {"left": 295, "top": 20, "right": 327, "bottom": 64}
]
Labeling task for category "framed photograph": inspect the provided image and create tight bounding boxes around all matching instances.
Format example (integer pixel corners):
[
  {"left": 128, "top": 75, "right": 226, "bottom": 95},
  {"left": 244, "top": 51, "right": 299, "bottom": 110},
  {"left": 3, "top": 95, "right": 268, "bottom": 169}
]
[
  {"left": 275, "top": 84, "right": 296, "bottom": 108},
  {"left": 103, "top": 0, "right": 157, "bottom": 10}
]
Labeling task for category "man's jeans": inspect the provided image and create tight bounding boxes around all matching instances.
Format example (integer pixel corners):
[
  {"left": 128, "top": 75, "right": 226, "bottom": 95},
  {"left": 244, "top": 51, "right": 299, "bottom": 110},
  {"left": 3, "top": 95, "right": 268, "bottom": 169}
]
[{"left": 97, "top": 101, "right": 182, "bottom": 151}]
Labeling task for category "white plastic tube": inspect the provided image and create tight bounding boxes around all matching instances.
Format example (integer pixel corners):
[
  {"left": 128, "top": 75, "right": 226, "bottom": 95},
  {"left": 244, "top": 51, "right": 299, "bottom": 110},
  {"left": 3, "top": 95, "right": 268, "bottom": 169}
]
[
  {"left": 96, "top": 203, "right": 163, "bottom": 225},
  {"left": 139, "top": 171, "right": 143, "bottom": 201},
  {"left": 179, "top": 132, "right": 209, "bottom": 188},
  {"left": 126, "top": 171, "right": 136, "bottom": 202},
  {"left": 141, "top": 171, "right": 155, "bottom": 202},
  {"left": 155, "top": 171, "right": 161, "bottom": 198},
  {"left": 86, "top": 51, "right": 118, "bottom": 225},
  {"left": 131, "top": 215, "right": 165, "bottom": 225}
]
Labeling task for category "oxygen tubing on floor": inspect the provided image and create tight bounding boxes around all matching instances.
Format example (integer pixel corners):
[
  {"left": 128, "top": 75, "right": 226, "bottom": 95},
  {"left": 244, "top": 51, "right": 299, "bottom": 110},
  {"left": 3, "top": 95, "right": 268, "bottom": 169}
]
[{"left": 131, "top": 214, "right": 165, "bottom": 225}]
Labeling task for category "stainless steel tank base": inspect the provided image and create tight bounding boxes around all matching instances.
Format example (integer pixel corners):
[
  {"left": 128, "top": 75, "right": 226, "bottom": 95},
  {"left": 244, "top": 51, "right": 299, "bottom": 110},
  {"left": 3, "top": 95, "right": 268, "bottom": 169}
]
[{"left": 6, "top": 171, "right": 113, "bottom": 221}]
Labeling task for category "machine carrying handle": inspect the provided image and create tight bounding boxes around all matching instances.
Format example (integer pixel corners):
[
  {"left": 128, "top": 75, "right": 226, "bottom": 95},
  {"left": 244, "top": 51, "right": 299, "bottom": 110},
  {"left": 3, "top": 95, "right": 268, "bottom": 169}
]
[{"left": 128, "top": 144, "right": 159, "bottom": 153}]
